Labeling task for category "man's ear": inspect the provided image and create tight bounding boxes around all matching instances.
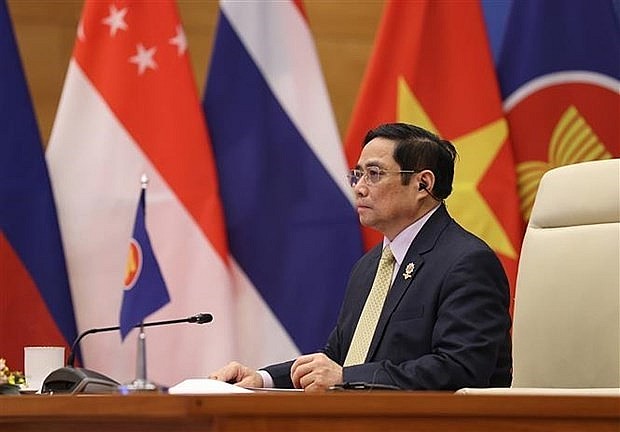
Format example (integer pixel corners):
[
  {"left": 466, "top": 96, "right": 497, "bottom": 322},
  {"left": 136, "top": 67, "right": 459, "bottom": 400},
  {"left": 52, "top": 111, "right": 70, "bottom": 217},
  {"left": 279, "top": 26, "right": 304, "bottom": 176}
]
[{"left": 418, "top": 170, "right": 436, "bottom": 193}]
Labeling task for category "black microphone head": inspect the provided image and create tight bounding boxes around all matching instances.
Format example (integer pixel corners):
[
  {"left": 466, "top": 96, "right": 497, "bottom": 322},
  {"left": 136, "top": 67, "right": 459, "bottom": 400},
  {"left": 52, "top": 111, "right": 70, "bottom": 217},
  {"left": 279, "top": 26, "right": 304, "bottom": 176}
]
[{"left": 191, "top": 313, "right": 213, "bottom": 324}]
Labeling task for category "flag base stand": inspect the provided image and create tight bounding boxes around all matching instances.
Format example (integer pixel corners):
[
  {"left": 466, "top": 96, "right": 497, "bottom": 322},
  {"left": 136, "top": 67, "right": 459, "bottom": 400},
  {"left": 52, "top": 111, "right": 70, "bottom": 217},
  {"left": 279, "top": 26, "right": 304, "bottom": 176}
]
[
  {"left": 118, "top": 378, "right": 166, "bottom": 394},
  {"left": 118, "top": 322, "right": 166, "bottom": 394}
]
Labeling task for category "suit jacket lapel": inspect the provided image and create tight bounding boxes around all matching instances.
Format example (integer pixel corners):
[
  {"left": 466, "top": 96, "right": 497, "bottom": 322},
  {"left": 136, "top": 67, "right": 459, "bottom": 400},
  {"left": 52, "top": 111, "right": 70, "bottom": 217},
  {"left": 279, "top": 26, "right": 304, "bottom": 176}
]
[{"left": 365, "top": 204, "right": 452, "bottom": 362}]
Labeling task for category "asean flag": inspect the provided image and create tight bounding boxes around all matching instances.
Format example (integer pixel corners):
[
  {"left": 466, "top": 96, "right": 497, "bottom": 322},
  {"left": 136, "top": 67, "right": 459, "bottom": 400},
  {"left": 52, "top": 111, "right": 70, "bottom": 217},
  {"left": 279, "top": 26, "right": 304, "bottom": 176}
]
[
  {"left": 46, "top": 1, "right": 234, "bottom": 386},
  {"left": 0, "top": 0, "right": 78, "bottom": 370},
  {"left": 119, "top": 184, "right": 170, "bottom": 340},
  {"left": 345, "top": 0, "right": 523, "bottom": 297},
  {"left": 497, "top": 0, "right": 620, "bottom": 221}
]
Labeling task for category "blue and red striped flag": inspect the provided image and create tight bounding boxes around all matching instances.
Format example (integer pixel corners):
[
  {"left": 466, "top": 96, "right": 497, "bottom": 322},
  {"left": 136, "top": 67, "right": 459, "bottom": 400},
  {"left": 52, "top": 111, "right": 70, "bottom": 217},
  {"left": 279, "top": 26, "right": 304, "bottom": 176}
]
[
  {"left": 497, "top": 0, "right": 620, "bottom": 221},
  {"left": 0, "top": 0, "right": 78, "bottom": 368},
  {"left": 119, "top": 184, "right": 170, "bottom": 339},
  {"left": 203, "top": 0, "right": 363, "bottom": 358}
]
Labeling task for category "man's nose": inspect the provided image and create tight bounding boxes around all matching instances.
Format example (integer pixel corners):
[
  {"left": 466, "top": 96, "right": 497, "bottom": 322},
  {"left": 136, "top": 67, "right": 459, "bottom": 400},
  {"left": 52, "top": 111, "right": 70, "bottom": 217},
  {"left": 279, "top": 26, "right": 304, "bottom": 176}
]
[{"left": 354, "top": 181, "right": 368, "bottom": 197}]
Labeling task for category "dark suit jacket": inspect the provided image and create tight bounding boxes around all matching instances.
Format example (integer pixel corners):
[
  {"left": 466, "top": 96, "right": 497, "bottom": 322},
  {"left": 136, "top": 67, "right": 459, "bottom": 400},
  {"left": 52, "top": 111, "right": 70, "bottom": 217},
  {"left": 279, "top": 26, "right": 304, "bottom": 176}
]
[{"left": 265, "top": 204, "right": 512, "bottom": 389}]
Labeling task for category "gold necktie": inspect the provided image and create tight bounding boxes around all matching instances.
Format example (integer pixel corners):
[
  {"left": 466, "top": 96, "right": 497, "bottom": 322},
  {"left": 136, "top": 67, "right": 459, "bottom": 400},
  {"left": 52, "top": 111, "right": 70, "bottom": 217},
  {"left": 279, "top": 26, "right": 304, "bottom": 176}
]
[{"left": 343, "top": 246, "right": 395, "bottom": 367}]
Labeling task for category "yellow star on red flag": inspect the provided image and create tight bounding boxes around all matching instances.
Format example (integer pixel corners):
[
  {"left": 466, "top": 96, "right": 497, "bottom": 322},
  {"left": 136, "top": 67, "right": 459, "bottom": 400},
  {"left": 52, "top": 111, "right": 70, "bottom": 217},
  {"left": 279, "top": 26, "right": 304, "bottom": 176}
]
[{"left": 398, "top": 77, "right": 517, "bottom": 259}]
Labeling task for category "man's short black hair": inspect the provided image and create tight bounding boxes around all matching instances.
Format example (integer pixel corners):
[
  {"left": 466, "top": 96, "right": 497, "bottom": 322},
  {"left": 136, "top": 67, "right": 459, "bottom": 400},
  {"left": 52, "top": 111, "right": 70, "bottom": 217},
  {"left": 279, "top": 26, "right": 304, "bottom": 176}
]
[{"left": 363, "top": 123, "right": 457, "bottom": 199}]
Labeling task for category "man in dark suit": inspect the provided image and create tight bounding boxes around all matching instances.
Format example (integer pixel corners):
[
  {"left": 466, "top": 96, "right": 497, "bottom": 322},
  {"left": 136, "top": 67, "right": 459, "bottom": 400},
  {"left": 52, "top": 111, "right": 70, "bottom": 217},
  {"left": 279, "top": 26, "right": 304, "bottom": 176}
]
[{"left": 210, "top": 123, "right": 512, "bottom": 391}]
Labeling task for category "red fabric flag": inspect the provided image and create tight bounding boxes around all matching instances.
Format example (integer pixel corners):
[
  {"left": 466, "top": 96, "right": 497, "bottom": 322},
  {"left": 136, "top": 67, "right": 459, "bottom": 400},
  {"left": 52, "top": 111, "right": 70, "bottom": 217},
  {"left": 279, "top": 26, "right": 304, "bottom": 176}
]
[
  {"left": 46, "top": 1, "right": 235, "bottom": 385},
  {"left": 345, "top": 0, "right": 523, "bottom": 300}
]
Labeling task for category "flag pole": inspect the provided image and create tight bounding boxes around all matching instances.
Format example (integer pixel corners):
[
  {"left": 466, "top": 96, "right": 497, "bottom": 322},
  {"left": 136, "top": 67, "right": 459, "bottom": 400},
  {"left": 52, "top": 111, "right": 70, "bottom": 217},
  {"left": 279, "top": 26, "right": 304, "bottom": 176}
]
[
  {"left": 118, "top": 175, "right": 165, "bottom": 394},
  {"left": 136, "top": 322, "right": 147, "bottom": 382},
  {"left": 118, "top": 321, "right": 162, "bottom": 393}
]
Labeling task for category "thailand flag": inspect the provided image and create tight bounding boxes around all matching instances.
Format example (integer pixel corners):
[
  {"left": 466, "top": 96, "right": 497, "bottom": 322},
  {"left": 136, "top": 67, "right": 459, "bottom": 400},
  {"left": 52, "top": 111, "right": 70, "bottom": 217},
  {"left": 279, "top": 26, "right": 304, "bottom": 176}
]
[
  {"left": 119, "top": 183, "right": 170, "bottom": 339},
  {"left": 0, "top": 0, "right": 78, "bottom": 369},
  {"left": 203, "top": 1, "right": 363, "bottom": 357},
  {"left": 47, "top": 1, "right": 236, "bottom": 385}
]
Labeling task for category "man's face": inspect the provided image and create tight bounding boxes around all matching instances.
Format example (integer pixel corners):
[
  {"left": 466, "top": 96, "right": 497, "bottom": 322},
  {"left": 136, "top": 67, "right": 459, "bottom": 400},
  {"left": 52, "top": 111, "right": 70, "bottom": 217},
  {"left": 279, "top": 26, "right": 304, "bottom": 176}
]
[{"left": 354, "top": 137, "right": 421, "bottom": 240}]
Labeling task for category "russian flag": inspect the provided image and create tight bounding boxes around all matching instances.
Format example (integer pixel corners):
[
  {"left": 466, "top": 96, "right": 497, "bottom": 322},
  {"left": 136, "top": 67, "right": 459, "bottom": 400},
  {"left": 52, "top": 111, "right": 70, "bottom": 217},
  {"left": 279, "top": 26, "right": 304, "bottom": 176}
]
[
  {"left": 0, "top": 0, "right": 78, "bottom": 369},
  {"left": 203, "top": 1, "right": 362, "bottom": 357},
  {"left": 46, "top": 1, "right": 236, "bottom": 386}
]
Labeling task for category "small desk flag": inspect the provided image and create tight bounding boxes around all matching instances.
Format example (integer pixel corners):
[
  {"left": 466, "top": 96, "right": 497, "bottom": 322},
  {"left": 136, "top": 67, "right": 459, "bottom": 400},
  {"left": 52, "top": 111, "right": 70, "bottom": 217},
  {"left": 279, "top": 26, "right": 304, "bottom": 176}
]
[{"left": 120, "top": 186, "right": 170, "bottom": 339}]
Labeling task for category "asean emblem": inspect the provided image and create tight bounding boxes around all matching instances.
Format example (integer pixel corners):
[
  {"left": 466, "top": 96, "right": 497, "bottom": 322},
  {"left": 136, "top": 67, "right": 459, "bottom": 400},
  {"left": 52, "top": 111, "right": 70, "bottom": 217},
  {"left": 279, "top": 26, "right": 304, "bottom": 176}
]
[
  {"left": 505, "top": 73, "right": 618, "bottom": 221},
  {"left": 123, "top": 238, "right": 142, "bottom": 290}
]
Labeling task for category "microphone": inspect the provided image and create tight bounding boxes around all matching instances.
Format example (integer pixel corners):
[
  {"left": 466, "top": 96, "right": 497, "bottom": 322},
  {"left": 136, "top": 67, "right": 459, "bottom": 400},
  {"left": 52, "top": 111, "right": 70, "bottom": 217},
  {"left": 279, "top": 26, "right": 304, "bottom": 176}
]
[
  {"left": 66, "top": 312, "right": 213, "bottom": 367},
  {"left": 42, "top": 312, "right": 213, "bottom": 394}
]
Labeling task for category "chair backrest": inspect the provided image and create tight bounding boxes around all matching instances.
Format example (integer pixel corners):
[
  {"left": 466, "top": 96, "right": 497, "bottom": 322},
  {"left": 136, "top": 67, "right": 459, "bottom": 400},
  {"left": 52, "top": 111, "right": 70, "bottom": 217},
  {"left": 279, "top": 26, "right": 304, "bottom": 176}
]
[{"left": 512, "top": 159, "right": 620, "bottom": 388}]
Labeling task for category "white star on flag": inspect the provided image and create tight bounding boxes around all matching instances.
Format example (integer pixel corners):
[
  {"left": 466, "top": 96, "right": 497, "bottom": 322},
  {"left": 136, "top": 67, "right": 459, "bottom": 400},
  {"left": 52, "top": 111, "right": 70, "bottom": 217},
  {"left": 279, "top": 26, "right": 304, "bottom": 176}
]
[
  {"left": 169, "top": 25, "right": 187, "bottom": 56},
  {"left": 102, "top": 4, "right": 128, "bottom": 37},
  {"left": 129, "top": 44, "right": 157, "bottom": 75},
  {"left": 77, "top": 19, "right": 85, "bottom": 41}
]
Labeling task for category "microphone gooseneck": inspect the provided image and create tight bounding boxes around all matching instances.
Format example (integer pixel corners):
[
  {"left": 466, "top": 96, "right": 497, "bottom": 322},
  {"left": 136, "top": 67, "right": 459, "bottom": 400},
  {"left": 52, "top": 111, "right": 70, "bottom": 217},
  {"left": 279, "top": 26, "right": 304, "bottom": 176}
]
[{"left": 66, "top": 312, "right": 214, "bottom": 367}]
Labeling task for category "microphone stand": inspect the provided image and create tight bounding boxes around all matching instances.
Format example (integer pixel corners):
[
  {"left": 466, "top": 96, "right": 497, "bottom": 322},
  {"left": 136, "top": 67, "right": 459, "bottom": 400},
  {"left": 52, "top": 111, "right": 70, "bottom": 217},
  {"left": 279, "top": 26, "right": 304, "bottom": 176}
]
[
  {"left": 118, "top": 322, "right": 162, "bottom": 393},
  {"left": 41, "top": 313, "right": 213, "bottom": 394}
]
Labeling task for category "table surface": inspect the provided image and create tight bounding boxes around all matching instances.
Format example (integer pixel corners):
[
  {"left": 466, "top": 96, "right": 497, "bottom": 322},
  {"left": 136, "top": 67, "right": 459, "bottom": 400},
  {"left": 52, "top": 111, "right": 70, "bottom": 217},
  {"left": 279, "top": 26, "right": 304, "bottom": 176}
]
[{"left": 1, "top": 391, "right": 619, "bottom": 432}]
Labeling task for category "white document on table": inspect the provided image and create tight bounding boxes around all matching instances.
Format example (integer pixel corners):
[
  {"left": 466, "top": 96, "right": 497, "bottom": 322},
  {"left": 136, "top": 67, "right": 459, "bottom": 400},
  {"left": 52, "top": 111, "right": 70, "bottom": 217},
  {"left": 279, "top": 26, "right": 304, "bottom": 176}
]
[{"left": 168, "top": 378, "right": 254, "bottom": 394}]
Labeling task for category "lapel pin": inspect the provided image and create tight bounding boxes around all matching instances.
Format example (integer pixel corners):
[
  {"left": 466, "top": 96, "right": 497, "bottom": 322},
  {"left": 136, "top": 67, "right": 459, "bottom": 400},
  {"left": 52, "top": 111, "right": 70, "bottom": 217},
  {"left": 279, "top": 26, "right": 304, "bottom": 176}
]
[{"left": 403, "top": 262, "right": 415, "bottom": 279}]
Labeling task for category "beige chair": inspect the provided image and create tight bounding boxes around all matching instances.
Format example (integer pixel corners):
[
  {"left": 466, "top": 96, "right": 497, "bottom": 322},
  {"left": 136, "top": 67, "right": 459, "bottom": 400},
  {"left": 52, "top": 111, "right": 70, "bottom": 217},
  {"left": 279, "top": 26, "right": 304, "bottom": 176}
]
[{"left": 459, "top": 159, "right": 620, "bottom": 395}]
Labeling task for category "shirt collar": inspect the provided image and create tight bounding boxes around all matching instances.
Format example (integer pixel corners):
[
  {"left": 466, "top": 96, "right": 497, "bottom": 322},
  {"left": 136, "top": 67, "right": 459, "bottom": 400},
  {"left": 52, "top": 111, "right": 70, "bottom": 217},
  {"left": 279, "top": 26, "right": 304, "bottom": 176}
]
[{"left": 383, "top": 204, "right": 440, "bottom": 267}]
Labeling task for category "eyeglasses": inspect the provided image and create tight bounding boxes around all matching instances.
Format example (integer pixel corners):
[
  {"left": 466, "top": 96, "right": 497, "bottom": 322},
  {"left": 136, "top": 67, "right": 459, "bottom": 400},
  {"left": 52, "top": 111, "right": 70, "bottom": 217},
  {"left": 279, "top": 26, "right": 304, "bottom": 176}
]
[{"left": 346, "top": 167, "right": 418, "bottom": 187}]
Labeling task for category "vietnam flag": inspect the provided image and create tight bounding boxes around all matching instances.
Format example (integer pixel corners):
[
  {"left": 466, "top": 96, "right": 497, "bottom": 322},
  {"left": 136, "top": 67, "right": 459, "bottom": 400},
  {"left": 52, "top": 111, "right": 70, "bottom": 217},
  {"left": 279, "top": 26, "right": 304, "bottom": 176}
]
[
  {"left": 0, "top": 0, "right": 78, "bottom": 370},
  {"left": 345, "top": 0, "right": 523, "bottom": 297},
  {"left": 46, "top": 1, "right": 234, "bottom": 386}
]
